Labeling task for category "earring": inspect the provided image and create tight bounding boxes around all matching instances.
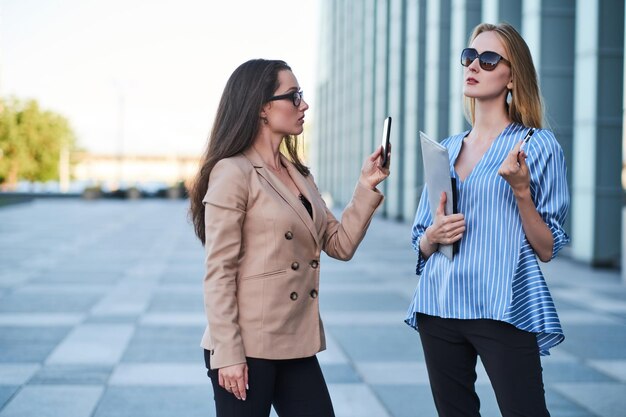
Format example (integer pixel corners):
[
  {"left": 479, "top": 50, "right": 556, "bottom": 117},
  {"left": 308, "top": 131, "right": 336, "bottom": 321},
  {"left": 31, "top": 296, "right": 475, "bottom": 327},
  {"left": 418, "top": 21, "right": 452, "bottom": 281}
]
[
  {"left": 506, "top": 90, "right": 512, "bottom": 105},
  {"left": 261, "top": 117, "right": 268, "bottom": 125}
]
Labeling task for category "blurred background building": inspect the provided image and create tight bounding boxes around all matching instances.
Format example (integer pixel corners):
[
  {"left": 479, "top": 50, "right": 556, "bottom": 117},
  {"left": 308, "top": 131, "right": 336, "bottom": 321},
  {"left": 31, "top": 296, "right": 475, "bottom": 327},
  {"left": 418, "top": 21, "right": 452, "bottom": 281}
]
[
  {"left": 313, "top": 0, "right": 625, "bottom": 268},
  {"left": 73, "top": 153, "right": 199, "bottom": 192}
]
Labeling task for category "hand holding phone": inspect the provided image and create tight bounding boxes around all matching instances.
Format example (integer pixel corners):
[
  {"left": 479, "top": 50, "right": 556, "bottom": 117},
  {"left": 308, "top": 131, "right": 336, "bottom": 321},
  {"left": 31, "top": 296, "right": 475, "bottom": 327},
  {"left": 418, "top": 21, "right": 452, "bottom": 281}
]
[{"left": 380, "top": 116, "right": 392, "bottom": 167}]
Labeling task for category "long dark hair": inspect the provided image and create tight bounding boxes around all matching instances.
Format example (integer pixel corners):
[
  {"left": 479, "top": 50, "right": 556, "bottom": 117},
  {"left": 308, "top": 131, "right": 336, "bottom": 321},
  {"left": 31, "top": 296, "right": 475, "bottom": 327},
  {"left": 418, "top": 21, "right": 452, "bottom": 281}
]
[{"left": 189, "top": 59, "right": 310, "bottom": 244}]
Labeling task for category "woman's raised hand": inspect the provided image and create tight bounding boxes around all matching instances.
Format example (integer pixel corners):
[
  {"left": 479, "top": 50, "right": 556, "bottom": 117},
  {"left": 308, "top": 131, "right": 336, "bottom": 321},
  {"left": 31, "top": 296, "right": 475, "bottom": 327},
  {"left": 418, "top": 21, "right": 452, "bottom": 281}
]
[
  {"left": 358, "top": 145, "right": 391, "bottom": 189},
  {"left": 498, "top": 141, "right": 531, "bottom": 198}
]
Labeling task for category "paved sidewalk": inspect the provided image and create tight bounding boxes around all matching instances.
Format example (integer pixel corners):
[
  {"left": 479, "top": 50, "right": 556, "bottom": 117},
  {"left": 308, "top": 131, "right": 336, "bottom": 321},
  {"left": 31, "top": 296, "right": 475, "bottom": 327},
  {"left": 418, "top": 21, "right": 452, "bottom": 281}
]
[{"left": 0, "top": 199, "right": 625, "bottom": 417}]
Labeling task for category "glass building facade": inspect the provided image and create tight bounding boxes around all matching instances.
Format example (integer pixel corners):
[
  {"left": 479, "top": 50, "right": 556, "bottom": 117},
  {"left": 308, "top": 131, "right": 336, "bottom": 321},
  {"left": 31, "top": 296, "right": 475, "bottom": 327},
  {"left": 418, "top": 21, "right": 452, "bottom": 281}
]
[{"left": 313, "top": 0, "right": 625, "bottom": 267}]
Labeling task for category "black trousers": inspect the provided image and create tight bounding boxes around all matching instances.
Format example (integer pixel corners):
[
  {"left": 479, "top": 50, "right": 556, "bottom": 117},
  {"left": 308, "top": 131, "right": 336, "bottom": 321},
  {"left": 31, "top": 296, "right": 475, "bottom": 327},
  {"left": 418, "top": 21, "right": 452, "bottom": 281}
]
[
  {"left": 416, "top": 313, "right": 550, "bottom": 417},
  {"left": 204, "top": 350, "right": 335, "bottom": 417}
]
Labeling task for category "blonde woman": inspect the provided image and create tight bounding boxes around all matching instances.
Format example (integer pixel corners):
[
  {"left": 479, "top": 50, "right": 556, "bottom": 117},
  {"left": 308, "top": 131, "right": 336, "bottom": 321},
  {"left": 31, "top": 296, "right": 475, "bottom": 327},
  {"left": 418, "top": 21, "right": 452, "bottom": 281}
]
[{"left": 406, "top": 23, "right": 569, "bottom": 416}]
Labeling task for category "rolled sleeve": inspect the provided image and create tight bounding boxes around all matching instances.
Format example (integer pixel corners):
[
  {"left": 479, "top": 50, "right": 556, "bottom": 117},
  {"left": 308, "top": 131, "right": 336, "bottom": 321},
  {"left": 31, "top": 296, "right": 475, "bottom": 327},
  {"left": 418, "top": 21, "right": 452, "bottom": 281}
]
[
  {"left": 529, "top": 132, "right": 571, "bottom": 259},
  {"left": 411, "top": 186, "right": 432, "bottom": 275}
]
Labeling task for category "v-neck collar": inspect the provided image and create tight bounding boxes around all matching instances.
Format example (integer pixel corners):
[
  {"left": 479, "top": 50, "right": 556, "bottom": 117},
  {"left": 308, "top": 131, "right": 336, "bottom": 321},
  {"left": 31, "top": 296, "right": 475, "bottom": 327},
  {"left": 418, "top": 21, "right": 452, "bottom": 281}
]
[
  {"left": 242, "top": 147, "right": 320, "bottom": 246},
  {"left": 451, "top": 122, "right": 514, "bottom": 184}
]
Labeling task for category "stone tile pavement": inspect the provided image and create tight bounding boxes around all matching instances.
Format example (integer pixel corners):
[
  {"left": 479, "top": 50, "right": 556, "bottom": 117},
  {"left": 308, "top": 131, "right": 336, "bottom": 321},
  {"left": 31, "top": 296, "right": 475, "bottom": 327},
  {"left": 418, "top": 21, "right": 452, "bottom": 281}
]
[{"left": 0, "top": 199, "right": 625, "bottom": 417}]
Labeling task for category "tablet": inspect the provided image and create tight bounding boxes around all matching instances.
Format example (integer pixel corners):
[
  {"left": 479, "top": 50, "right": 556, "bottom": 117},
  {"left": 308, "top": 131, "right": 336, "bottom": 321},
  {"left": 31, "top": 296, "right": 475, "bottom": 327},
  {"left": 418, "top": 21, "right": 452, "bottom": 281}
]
[{"left": 419, "top": 131, "right": 456, "bottom": 260}]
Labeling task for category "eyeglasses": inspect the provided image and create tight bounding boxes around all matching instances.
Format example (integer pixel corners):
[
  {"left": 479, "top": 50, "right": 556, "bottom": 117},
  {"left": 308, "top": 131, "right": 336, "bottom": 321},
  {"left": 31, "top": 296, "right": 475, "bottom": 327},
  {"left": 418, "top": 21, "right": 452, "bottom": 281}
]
[
  {"left": 460, "top": 48, "right": 510, "bottom": 71},
  {"left": 267, "top": 90, "right": 303, "bottom": 107}
]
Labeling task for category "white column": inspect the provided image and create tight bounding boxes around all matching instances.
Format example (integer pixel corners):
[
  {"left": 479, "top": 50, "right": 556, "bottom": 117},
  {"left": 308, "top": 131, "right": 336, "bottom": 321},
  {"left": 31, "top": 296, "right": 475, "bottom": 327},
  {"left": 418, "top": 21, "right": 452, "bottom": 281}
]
[
  {"left": 424, "top": 1, "right": 441, "bottom": 140},
  {"left": 572, "top": 0, "right": 624, "bottom": 265},
  {"left": 330, "top": 0, "right": 341, "bottom": 201},
  {"left": 385, "top": 0, "right": 404, "bottom": 219},
  {"left": 402, "top": 0, "right": 420, "bottom": 222},
  {"left": 482, "top": 0, "right": 498, "bottom": 23},
  {"left": 449, "top": 0, "right": 468, "bottom": 136},
  {"left": 572, "top": 0, "right": 599, "bottom": 263},
  {"left": 362, "top": 0, "right": 376, "bottom": 172},
  {"left": 449, "top": 0, "right": 481, "bottom": 135},
  {"left": 522, "top": 0, "right": 542, "bottom": 73},
  {"left": 350, "top": 0, "right": 365, "bottom": 189},
  {"left": 340, "top": 0, "right": 354, "bottom": 204}
]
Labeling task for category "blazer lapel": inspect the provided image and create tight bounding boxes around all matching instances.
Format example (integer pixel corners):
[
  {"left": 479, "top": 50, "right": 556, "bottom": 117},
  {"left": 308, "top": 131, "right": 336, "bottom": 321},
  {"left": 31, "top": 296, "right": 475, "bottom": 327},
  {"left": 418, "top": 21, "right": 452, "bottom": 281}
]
[
  {"left": 243, "top": 148, "right": 320, "bottom": 247},
  {"left": 284, "top": 160, "right": 327, "bottom": 241}
]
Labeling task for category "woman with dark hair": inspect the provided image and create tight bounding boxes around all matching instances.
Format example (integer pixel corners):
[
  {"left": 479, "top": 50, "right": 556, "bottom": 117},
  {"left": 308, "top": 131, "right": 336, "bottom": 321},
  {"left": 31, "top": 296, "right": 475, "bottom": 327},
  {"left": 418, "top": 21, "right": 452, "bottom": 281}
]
[
  {"left": 406, "top": 23, "right": 569, "bottom": 416},
  {"left": 189, "top": 59, "right": 389, "bottom": 416}
]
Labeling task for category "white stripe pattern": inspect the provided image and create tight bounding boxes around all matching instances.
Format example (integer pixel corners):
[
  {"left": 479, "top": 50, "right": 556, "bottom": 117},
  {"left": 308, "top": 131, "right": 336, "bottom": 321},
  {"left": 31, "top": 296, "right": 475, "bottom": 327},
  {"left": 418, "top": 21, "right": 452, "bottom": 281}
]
[{"left": 405, "top": 123, "right": 570, "bottom": 355}]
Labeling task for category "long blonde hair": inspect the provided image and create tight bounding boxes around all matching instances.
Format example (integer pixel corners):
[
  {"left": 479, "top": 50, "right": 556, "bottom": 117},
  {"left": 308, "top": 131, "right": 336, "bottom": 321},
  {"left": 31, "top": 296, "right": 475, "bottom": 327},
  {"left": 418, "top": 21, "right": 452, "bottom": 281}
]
[{"left": 464, "top": 23, "right": 544, "bottom": 128}]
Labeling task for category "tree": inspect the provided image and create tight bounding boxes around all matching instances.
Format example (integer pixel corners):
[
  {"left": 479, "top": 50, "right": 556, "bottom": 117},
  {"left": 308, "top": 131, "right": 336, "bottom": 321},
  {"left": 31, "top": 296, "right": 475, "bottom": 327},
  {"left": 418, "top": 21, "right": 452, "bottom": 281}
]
[{"left": 0, "top": 98, "right": 76, "bottom": 189}]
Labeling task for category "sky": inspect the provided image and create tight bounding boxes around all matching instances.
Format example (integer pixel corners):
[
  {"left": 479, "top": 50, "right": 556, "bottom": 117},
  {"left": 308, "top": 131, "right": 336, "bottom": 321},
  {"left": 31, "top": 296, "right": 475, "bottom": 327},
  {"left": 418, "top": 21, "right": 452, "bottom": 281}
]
[{"left": 0, "top": 0, "right": 320, "bottom": 156}]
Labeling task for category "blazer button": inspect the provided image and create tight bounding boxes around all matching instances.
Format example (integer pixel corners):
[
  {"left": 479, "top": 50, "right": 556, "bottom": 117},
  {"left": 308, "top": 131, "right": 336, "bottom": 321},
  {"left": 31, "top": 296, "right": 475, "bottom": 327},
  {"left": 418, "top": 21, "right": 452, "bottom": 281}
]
[
  {"left": 284, "top": 231, "right": 293, "bottom": 240},
  {"left": 290, "top": 291, "right": 298, "bottom": 301},
  {"left": 310, "top": 260, "right": 319, "bottom": 269},
  {"left": 291, "top": 262, "right": 299, "bottom": 270},
  {"left": 310, "top": 289, "right": 318, "bottom": 299}
]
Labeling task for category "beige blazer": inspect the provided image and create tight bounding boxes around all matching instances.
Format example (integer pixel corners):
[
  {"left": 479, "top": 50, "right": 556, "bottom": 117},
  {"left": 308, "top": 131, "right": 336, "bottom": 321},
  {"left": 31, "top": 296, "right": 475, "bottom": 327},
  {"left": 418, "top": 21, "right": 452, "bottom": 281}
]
[{"left": 201, "top": 147, "right": 383, "bottom": 369}]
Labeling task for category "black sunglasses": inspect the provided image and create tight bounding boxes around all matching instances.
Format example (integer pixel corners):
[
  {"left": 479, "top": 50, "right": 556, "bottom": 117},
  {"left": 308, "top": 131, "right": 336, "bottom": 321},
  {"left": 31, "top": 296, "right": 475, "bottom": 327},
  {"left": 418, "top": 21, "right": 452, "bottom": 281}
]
[
  {"left": 267, "top": 90, "right": 303, "bottom": 107},
  {"left": 461, "top": 48, "right": 510, "bottom": 71}
]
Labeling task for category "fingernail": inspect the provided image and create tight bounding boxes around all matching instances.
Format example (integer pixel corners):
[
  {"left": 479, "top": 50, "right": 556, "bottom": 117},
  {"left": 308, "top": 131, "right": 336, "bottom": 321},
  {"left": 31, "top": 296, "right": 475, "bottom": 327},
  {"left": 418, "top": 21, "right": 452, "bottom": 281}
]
[{"left": 246, "top": 384, "right": 249, "bottom": 390}]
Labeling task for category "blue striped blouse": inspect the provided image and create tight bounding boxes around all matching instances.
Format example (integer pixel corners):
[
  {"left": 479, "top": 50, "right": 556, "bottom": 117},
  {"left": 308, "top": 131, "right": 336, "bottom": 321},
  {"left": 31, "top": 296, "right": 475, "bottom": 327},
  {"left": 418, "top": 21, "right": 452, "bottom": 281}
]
[{"left": 405, "top": 123, "right": 570, "bottom": 355}]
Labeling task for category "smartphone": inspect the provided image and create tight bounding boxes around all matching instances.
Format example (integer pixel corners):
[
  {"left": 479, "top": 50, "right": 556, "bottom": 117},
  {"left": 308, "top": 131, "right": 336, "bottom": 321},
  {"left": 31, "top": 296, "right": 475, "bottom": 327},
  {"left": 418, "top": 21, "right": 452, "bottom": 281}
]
[{"left": 380, "top": 116, "right": 392, "bottom": 167}]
